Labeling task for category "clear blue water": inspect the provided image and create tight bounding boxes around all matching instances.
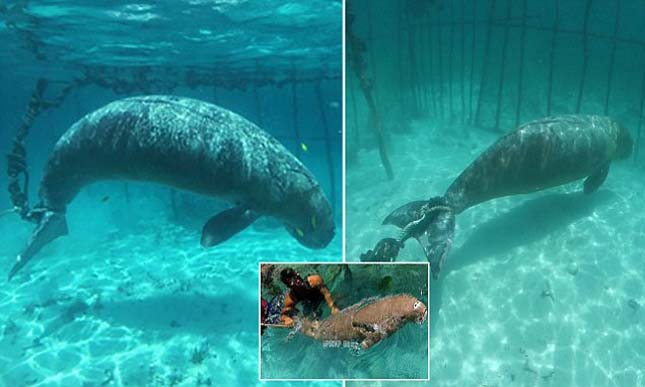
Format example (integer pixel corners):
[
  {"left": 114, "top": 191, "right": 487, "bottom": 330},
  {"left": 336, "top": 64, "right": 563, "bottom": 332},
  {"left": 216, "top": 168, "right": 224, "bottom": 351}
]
[
  {"left": 347, "top": 0, "right": 645, "bottom": 386},
  {"left": 0, "top": 1, "right": 342, "bottom": 386}
]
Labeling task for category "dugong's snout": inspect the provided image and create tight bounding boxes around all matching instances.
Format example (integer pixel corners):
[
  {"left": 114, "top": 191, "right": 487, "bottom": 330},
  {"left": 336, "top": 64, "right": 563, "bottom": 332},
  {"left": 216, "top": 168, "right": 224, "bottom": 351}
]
[
  {"left": 284, "top": 190, "right": 335, "bottom": 249},
  {"left": 285, "top": 215, "right": 335, "bottom": 249},
  {"left": 8, "top": 210, "right": 68, "bottom": 281}
]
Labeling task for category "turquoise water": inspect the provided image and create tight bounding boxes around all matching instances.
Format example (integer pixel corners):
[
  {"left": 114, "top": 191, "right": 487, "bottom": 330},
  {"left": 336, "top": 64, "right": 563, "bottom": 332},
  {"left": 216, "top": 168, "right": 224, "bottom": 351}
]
[
  {"left": 0, "top": 1, "right": 342, "bottom": 386},
  {"left": 261, "top": 264, "right": 429, "bottom": 380},
  {"left": 0, "top": 196, "right": 342, "bottom": 385},
  {"left": 347, "top": 0, "right": 645, "bottom": 386}
]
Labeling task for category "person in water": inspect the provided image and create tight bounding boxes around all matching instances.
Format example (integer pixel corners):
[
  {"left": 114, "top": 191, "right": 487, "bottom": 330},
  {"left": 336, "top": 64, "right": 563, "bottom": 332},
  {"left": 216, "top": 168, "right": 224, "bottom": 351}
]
[{"left": 279, "top": 268, "right": 340, "bottom": 327}]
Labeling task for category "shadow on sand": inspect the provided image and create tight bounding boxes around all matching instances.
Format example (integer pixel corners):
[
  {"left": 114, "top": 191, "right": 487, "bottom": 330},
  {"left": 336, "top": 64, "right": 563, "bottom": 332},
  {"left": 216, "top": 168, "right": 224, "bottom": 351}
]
[
  {"left": 429, "top": 189, "right": 616, "bottom": 334},
  {"left": 93, "top": 292, "right": 257, "bottom": 335}
]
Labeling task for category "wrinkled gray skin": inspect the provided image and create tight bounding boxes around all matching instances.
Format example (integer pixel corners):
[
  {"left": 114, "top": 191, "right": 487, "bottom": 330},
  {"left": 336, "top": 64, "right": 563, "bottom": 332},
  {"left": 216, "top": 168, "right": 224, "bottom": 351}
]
[
  {"left": 9, "top": 95, "right": 334, "bottom": 280},
  {"left": 385, "top": 115, "right": 633, "bottom": 278}
]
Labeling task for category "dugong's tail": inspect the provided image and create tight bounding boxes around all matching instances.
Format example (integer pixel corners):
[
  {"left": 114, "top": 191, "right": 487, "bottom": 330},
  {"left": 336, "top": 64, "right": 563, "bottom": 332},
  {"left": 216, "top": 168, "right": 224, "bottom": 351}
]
[
  {"left": 380, "top": 197, "right": 456, "bottom": 279},
  {"left": 8, "top": 209, "right": 68, "bottom": 281}
]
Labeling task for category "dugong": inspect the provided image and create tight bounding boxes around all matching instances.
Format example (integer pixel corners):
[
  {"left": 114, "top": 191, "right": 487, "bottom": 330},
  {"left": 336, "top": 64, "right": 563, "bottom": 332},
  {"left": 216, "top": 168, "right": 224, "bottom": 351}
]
[
  {"left": 300, "top": 294, "right": 427, "bottom": 349},
  {"left": 383, "top": 115, "right": 633, "bottom": 278},
  {"left": 9, "top": 95, "right": 335, "bottom": 280}
]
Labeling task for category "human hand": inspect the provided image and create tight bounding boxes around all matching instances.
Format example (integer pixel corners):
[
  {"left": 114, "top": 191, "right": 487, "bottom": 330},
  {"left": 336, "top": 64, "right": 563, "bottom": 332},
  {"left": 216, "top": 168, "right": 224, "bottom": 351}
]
[{"left": 281, "top": 316, "right": 295, "bottom": 327}]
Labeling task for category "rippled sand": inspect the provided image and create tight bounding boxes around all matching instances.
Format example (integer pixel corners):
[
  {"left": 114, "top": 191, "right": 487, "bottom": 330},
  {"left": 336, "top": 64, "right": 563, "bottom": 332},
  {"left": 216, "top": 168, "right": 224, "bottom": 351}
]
[
  {"left": 0, "top": 197, "right": 341, "bottom": 387},
  {"left": 346, "top": 120, "right": 645, "bottom": 387}
]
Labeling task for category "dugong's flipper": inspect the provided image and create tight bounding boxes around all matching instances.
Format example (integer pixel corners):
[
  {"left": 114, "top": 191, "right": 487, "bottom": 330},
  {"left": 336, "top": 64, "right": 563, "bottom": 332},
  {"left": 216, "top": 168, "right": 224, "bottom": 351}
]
[
  {"left": 416, "top": 210, "right": 455, "bottom": 279},
  {"left": 9, "top": 210, "right": 68, "bottom": 281},
  {"left": 200, "top": 205, "right": 260, "bottom": 247},
  {"left": 383, "top": 197, "right": 455, "bottom": 278},
  {"left": 583, "top": 162, "right": 610, "bottom": 194}
]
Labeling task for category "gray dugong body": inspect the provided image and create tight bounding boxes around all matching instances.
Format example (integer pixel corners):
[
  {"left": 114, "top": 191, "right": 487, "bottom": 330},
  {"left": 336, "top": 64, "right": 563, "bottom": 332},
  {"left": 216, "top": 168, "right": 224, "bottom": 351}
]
[
  {"left": 10, "top": 95, "right": 334, "bottom": 280},
  {"left": 384, "top": 115, "right": 633, "bottom": 278}
]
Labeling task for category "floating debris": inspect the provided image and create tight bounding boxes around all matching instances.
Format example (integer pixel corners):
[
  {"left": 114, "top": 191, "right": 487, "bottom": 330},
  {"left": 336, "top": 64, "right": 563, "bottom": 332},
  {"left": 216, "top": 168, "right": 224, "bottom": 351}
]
[
  {"left": 566, "top": 261, "right": 579, "bottom": 276},
  {"left": 627, "top": 299, "right": 640, "bottom": 312},
  {"left": 541, "top": 282, "right": 554, "bottom": 301}
]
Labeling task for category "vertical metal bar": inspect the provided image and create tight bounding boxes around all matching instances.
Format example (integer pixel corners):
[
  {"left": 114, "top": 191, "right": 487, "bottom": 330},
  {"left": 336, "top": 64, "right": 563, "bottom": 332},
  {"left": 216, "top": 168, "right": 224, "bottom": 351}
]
[
  {"left": 253, "top": 60, "right": 264, "bottom": 128},
  {"left": 447, "top": 0, "right": 455, "bottom": 121},
  {"left": 290, "top": 66, "right": 302, "bottom": 159},
  {"left": 494, "top": 0, "right": 512, "bottom": 130},
  {"left": 469, "top": 0, "right": 477, "bottom": 124},
  {"left": 366, "top": 2, "right": 378, "bottom": 107},
  {"left": 397, "top": 1, "right": 407, "bottom": 118},
  {"left": 546, "top": 0, "right": 559, "bottom": 116},
  {"left": 124, "top": 184, "right": 130, "bottom": 205},
  {"left": 437, "top": 7, "right": 445, "bottom": 122},
  {"left": 315, "top": 80, "right": 337, "bottom": 216},
  {"left": 460, "top": 0, "right": 466, "bottom": 124},
  {"left": 169, "top": 189, "right": 177, "bottom": 221},
  {"left": 212, "top": 84, "right": 219, "bottom": 104},
  {"left": 575, "top": 0, "right": 593, "bottom": 113},
  {"left": 426, "top": 8, "right": 438, "bottom": 119},
  {"left": 604, "top": 0, "right": 620, "bottom": 115},
  {"left": 406, "top": 11, "right": 420, "bottom": 116},
  {"left": 475, "top": 0, "right": 496, "bottom": 126},
  {"left": 349, "top": 74, "right": 360, "bottom": 157},
  {"left": 636, "top": 52, "right": 645, "bottom": 162},
  {"left": 515, "top": 0, "right": 527, "bottom": 127}
]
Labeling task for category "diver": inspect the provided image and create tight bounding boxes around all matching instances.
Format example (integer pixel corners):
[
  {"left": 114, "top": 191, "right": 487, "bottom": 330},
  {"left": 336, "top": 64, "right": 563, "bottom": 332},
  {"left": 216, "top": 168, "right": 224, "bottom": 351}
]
[{"left": 279, "top": 268, "right": 340, "bottom": 327}]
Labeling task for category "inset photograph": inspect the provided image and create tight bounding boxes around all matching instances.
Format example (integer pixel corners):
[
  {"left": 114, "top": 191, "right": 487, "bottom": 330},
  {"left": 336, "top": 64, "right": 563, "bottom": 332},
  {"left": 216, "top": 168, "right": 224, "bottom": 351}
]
[{"left": 259, "top": 263, "right": 429, "bottom": 380}]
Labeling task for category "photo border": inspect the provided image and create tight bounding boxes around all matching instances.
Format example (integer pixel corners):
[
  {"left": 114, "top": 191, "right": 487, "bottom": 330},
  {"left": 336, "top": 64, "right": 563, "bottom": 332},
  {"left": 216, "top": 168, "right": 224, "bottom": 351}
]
[{"left": 258, "top": 261, "right": 430, "bottom": 382}]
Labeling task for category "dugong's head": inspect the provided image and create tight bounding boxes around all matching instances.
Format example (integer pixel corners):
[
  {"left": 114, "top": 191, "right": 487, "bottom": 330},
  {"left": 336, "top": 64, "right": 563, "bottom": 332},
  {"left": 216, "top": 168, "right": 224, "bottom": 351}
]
[
  {"left": 612, "top": 120, "right": 633, "bottom": 159},
  {"left": 389, "top": 294, "right": 428, "bottom": 324},
  {"left": 284, "top": 187, "right": 335, "bottom": 249}
]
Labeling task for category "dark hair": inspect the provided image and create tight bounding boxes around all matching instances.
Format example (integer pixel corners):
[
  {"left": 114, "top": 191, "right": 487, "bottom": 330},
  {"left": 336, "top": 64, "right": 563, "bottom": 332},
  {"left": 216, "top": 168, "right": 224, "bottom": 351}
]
[{"left": 280, "top": 268, "right": 298, "bottom": 284}]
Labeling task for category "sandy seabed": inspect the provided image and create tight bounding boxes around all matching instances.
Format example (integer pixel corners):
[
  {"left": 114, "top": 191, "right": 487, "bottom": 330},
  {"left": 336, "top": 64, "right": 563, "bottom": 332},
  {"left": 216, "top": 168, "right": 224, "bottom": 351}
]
[
  {"left": 0, "top": 203, "right": 342, "bottom": 387},
  {"left": 346, "top": 120, "right": 645, "bottom": 387}
]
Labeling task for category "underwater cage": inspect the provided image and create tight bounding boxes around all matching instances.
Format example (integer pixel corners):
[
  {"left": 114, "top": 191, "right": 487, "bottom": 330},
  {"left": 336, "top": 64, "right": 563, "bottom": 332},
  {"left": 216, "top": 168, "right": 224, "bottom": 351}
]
[
  {"left": 347, "top": 0, "right": 645, "bottom": 175},
  {"left": 0, "top": 1, "right": 342, "bottom": 386},
  {"left": 346, "top": 1, "right": 645, "bottom": 386}
]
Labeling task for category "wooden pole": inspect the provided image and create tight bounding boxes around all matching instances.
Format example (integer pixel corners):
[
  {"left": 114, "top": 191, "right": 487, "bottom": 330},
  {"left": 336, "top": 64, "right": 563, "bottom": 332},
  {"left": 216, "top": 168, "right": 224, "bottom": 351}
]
[
  {"left": 515, "top": 0, "right": 528, "bottom": 127},
  {"left": 346, "top": 4, "right": 394, "bottom": 180},
  {"left": 494, "top": 0, "right": 512, "bottom": 130},
  {"left": 604, "top": 0, "right": 620, "bottom": 116},
  {"left": 546, "top": 0, "right": 560, "bottom": 116},
  {"left": 475, "top": 0, "right": 496, "bottom": 126},
  {"left": 575, "top": 0, "right": 593, "bottom": 114},
  {"left": 366, "top": 2, "right": 379, "bottom": 109}
]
